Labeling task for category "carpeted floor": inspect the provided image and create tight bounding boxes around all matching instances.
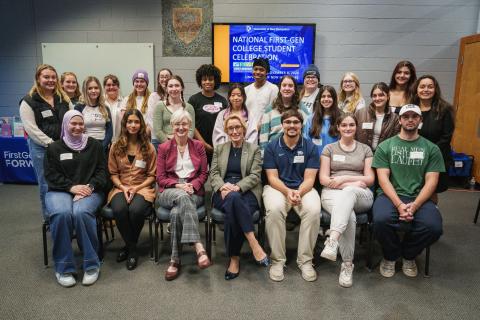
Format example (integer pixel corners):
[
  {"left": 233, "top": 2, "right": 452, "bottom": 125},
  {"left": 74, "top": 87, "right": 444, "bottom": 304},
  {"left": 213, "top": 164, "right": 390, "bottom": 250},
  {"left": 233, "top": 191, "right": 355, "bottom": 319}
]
[{"left": 0, "top": 184, "right": 479, "bottom": 320}]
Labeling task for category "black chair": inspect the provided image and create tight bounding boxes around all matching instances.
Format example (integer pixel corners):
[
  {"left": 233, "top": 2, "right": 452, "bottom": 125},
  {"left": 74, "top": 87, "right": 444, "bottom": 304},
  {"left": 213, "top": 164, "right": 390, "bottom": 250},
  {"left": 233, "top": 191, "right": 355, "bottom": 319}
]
[
  {"left": 207, "top": 207, "right": 265, "bottom": 258},
  {"left": 473, "top": 196, "right": 480, "bottom": 224},
  {"left": 42, "top": 214, "right": 103, "bottom": 267},
  {"left": 98, "top": 205, "right": 155, "bottom": 260},
  {"left": 153, "top": 202, "right": 209, "bottom": 262}
]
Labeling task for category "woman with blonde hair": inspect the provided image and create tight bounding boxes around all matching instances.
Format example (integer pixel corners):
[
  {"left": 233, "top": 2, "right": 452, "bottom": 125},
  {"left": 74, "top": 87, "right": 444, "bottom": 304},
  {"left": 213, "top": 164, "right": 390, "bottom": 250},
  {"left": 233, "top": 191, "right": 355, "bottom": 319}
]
[
  {"left": 338, "top": 72, "right": 365, "bottom": 114},
  {"left": 19, "top": 64, "right": 71, "bottom": 218},
  {"left": 61, "top": 72, "right": 81, "bottom": 106},
  {"left": 75, "top": 76, "right": 112, "bottom": 152}
]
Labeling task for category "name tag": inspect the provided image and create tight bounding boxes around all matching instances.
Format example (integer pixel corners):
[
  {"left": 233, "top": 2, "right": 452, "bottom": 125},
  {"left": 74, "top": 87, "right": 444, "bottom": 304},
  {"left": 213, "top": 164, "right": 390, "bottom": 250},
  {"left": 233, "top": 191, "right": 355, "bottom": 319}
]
[
  {"left": 418, "top": 122, "right": 423, "bottom": 129},
  {"left": 454, "top": 161, "right": 463, "bottom": 168},
  {"left": 60, "top": 153, "right": 73, "bottom": 161},
  {"left": 293, "top": 156, "right": 304, "bottom": 163},
  {"left": 410, "top": 151, "right": 424, "bottom": 160},
  {"left": 214, "top": 102, "right": 223, "bottom": 108},
  {"left": 333, "top": 154, "right": 346, "bottom": 162},
  {"left": 362, "top": 122, "right": 373, "bottom": 130},
  {"left": 41, "top": 110, "right": 53, "bottom": 118},
  {"left": 135, "top": 160, "right": 146, "bottom": 168},
  {"left": 312, "top": 138, "right": 322, "bottom": 146}
]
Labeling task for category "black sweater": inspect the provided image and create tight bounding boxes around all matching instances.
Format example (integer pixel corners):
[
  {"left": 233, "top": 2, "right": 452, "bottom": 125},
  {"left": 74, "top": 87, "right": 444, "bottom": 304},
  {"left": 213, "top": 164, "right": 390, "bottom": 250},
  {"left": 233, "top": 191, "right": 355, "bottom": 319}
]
[{"left": 44, "top": 137, "right": 107, "bottom": 193}]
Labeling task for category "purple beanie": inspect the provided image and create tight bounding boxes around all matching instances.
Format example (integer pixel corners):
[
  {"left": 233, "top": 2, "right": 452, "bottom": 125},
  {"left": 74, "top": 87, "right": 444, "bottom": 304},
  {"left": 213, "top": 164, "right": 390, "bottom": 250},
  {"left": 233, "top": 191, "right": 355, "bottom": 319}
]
[{"left": 132, "top": 69, "right": 149, "bottom": 85}]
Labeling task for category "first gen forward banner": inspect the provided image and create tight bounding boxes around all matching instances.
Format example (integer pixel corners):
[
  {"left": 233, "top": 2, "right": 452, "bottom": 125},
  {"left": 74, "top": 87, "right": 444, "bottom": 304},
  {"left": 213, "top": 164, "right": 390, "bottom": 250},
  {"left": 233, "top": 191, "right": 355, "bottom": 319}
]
[{"left": 213, "top": 24, "right": 315, "bottom": 84}]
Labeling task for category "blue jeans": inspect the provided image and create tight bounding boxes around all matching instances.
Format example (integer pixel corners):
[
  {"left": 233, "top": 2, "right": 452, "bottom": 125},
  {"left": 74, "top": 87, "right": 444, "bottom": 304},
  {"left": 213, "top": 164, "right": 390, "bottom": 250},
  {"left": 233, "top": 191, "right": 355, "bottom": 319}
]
[
  {"left": 45, "top": 191, "right": 103, "bottom": 274},
  {"left": 27, "top": 138, "right": 48, "bottom": 218}
]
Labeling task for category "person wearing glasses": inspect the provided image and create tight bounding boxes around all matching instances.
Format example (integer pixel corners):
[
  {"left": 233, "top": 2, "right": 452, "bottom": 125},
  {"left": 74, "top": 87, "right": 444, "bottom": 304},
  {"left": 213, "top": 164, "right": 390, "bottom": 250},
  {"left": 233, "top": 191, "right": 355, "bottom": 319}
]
[
  {"left": 263, "top": 109, "right": 320, "bottom": 282},
  {"left": 372, "top": 104, "right": 444, "bottom": 279},
  {"left": 338, "top": 72, "right": 365, "bottom": 114}
]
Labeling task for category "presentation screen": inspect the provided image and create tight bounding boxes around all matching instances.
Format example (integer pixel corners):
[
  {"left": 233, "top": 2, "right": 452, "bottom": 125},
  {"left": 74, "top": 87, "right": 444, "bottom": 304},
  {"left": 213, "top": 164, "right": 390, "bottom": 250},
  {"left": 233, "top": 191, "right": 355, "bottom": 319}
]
[{"left": 212, "top": 23, "right": 316, "bottom": 84}]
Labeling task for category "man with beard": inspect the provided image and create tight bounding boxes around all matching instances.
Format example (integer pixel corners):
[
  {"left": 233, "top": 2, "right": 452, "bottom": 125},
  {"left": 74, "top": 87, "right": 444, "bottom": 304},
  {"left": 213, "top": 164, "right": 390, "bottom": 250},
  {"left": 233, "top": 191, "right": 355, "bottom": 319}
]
[
  {"left": 372, "top": 104, "right": 444, "bottom": 278},
  {"left": 262, "top": 109, "right": 320, "bottom": 282}
]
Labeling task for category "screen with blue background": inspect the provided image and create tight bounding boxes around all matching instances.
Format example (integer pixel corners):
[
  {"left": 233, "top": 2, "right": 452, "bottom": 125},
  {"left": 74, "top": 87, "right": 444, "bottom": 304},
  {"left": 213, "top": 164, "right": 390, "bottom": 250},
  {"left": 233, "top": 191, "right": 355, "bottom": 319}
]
[{"left": 213, "top": 23, "right": 316, "bottom": 84}]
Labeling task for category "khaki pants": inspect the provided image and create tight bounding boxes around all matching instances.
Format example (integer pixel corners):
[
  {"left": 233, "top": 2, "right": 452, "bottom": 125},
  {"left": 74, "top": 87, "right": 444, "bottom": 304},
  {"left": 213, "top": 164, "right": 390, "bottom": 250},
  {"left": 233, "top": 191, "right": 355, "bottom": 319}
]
[{"left": 263, "top": 185, "right": 321, "bottom": 267}]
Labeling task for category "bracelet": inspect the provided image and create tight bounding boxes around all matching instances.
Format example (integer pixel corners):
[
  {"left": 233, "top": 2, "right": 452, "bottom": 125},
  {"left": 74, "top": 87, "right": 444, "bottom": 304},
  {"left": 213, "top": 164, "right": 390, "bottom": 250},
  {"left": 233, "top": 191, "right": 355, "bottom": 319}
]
[{"left": 396, "top": 202, "right": 404, "bottom": 208}]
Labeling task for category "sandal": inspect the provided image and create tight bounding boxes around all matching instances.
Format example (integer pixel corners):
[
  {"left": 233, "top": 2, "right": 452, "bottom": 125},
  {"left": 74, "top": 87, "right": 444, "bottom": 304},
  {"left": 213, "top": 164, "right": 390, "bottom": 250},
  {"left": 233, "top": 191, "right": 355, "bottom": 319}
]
[
  {"left": 165, "top": 261, "right": 181, "bottom": 281},
  {"left": 196, "top": 250, "right": 211, "bottom": 269}
]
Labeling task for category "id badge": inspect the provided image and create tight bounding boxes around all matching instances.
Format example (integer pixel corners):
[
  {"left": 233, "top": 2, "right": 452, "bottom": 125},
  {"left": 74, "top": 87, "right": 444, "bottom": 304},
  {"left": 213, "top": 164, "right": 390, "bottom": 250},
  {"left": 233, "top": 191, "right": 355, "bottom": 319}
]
[
  {"left": 135, "top": 160, "right": 146, "bottom": 168},
  {"left": 362, "top": 122, "right": 373, "bottom": 130},
  {"left": 410, "top": 151, "right": 424, "bottom": 160},
  {"left": 293, "top": 156, "right": 304, "bottom": 163},
  {"left": 41, "top": 110, "right": 53, "bottom": 118},
  {"left": 60, "top": 153, "right": 73, "bottom": 161},
  {"left": 332, "top": 154, "right": 346, "bottom": 162}
]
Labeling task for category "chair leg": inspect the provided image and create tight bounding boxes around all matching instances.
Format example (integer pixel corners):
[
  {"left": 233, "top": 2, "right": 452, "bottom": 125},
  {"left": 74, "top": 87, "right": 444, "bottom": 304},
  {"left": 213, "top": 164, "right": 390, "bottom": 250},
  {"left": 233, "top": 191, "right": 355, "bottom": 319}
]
[
  {"left": 42, "top": 222, "right": 48, "bottom": 267},
  {"left": 474, "top": 198, "right": 480, "bottom": 224},
  {"left": 154, "top": 219, "right": 159, "bottom": 263},
  {"left": 213, "top": 223, "right": 216, "bottom": 242},
  {"left": 205, "top": 218, "right": 211, "bottom": 259},
  {"left": 148, "top": 216, "right": 154, "bottom": 259},
  {"left": 97, "top": 217, "right": 104, "bottom": 261},
  {"left": 102, "top": 218, "right": 110, "bottom": 243},
  {"left": 109, "top": 219, "right": 115, "bottom": 240},
  {"left": 424, "top": 246, "right": 430, "bottom": 277},
  {"left": 366, "top": 223, "right": 374, "bottom": 272}
]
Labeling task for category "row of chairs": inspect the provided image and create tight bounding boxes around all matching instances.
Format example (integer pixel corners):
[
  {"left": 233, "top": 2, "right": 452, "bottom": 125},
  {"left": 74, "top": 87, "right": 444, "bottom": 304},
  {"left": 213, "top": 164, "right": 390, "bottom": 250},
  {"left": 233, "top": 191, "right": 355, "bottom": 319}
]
[{"left": 42, "top": 201, "right": 432, "bottom": 276}]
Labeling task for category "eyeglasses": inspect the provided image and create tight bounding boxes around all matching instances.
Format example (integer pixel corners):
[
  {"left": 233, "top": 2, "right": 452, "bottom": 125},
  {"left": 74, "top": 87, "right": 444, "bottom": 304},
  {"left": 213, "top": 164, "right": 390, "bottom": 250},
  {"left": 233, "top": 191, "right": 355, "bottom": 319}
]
[
  {"left": 227, "top": 125, "right": 243, "bottom": 133},
  {"left": 173, "top": 122, "right": 189, "bottom": 127},
  {"left": 283, "top": 120, "right": 301, "bottom": 125},
  {"left": 343, "top": 79, "right": 355, "bottom": 84}
]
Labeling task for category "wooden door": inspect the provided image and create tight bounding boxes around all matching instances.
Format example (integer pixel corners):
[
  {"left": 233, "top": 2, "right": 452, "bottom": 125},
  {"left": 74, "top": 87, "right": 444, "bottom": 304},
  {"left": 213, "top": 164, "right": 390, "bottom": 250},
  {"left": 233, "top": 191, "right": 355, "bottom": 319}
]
[{"left": 453, "top": 34, "right": 480, "bottom": 181}]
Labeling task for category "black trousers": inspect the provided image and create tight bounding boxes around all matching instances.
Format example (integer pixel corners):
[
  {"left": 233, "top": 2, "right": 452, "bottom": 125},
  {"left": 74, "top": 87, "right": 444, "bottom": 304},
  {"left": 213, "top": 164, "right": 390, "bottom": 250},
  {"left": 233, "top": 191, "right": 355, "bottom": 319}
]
[
  {"left": 213, "top": 190, "right": 259, "bottom": 257},
  {"left": 111, "top": 193, "right": 151, "bottom": 253}
]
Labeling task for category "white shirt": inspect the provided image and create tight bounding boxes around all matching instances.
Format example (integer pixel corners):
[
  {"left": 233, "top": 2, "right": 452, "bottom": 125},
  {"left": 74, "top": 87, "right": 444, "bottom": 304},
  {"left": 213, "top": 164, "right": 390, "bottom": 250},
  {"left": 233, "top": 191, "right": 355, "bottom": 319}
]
[
  {"left": 175, "top": 146, "right": 195, "bottom": 179},
  {"left": 301, "top": 87, "right": 319, "bottom": 115},
  {"left": 105, "top": 95, "right": 123, "bottom": 143},
  {"left": 83, "top": 106, "right": 106, "bottom": 140},
  {"left": 372, "top": 113, "right": 385, "bottom": 150},
  {"left": 245, "top": 81, "right": 278, "bottom": 129},
  {"left": 147, "top": 92, "right": 163, "bottom": 141}
]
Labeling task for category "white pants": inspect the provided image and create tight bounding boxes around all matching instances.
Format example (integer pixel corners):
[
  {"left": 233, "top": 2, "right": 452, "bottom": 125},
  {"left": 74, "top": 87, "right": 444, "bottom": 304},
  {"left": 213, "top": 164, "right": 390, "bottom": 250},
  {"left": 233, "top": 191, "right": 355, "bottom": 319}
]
[
  {"left": 321, "top": 186, "right": 373, "bottom": 262},
  {"left": 263, "top": 185, "right": 321, "bottom": 267}
]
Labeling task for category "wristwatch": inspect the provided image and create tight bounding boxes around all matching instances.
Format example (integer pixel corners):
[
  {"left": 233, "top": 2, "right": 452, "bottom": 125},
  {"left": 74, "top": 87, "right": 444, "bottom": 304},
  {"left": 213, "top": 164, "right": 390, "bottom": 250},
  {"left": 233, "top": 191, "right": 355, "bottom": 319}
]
[{"left": 87, "top": 184, "right": 94, "bottom": 192}]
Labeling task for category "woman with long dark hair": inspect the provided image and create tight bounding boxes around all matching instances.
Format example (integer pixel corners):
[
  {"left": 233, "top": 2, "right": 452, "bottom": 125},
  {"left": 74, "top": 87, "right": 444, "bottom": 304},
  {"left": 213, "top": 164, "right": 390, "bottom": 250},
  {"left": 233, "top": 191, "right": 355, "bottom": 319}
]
[
  {"left": 147, "top": 68, "right": 172, "bottom": 149},
  {"left": 389, "top": 61, "right": 417, "bottom": 114},
  {"left": 108, "top": 109, "right": 156, "bottom": 270}
]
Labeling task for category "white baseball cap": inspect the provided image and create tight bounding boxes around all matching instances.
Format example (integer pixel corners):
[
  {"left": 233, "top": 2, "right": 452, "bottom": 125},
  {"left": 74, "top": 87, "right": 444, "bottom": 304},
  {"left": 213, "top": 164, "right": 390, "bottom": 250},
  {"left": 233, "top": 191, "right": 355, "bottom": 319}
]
[{"left": 399, "top": 104, "right": 422, "bottom": 116}]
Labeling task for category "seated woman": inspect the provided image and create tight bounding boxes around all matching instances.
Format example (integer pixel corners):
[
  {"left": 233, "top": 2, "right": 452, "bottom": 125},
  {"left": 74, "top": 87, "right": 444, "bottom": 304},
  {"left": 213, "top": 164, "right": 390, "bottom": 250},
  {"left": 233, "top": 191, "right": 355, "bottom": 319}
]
[
  {"left": 212, "top": 83, "right": 258, "bottom": 146},
  {"left": 44, "top": 110, "right": 107, "bottom": 287},
  {"left": 210, "top": 114, "right": 270, "bottom": 280},
  {"left": 355, "top": 82, "right": 400, "bottom": 151},
  {"left": 303, "top": 85, "right": 342, "bottom": 156},
  {"left": 156, "top": 109, "right": 210, "bottom": 281},
  {"left": 108, "top": 109, "right": 157, "bottom": 270},
  {"left": 319, "top": 113, "right": 375, "bottom": 288}
]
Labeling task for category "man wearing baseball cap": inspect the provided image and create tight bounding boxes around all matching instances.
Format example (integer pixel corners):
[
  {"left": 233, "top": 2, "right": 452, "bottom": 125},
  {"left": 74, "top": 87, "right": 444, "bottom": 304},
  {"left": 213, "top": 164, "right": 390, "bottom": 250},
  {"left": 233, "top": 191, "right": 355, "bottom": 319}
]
[
  {"left": 372, "top": 104, "right": 444, "bottom": 278},
  {"left": 245, "top": 58, "right": 279, "bottom": 131}
]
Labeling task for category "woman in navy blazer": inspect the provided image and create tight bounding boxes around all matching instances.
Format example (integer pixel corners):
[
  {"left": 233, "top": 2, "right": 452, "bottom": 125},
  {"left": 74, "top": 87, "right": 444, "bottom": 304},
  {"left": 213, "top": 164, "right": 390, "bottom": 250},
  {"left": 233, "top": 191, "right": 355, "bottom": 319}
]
[{"left": 156, "top": 109, "right": 210, "bottom": 281}]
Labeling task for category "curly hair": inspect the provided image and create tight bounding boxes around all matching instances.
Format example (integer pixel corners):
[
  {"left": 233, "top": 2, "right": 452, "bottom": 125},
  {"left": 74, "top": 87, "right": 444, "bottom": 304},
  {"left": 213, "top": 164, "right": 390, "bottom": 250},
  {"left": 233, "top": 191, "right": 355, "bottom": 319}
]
[
  {"left": 112, "top": 109, "right": 151, "bottom": 160},
  {"left": 195, "top": 64, "right": 222, "bottom": 90}
]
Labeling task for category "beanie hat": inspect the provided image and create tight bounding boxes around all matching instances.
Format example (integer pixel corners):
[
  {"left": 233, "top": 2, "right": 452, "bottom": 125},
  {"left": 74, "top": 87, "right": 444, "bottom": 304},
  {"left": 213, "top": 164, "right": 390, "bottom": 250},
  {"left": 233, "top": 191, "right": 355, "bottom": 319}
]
[
  {"left": 303, "top": 64, "right": 320, "bottom": 81},
  {"left": 132, "top": 69, "right": 149, "bottom": 85},
  {"left": 253, "top": 58, "right": 270, "bottom": 73}
]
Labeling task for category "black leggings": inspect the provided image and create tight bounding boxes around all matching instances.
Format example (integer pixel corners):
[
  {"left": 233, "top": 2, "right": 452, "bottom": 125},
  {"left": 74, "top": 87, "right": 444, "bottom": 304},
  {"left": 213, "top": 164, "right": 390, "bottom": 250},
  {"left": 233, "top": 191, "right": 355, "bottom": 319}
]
[{"left": 110, "top": 192, "right": 151, "bottom": 253}]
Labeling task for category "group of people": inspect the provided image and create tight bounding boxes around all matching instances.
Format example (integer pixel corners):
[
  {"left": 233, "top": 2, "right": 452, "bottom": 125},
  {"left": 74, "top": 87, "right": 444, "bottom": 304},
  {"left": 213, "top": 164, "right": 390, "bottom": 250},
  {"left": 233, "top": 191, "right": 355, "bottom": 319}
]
[{"left": 19, "top": 57, "right": 454, "bottom": 288}]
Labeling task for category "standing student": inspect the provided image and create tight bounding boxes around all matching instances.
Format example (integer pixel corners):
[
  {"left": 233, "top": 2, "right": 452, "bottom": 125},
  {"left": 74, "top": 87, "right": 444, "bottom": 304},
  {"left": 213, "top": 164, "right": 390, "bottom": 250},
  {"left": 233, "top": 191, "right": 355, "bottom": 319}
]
[
  {"left": 75, "top": 76, "right": 112, "bottom": 152},
  {"left": 412, "top": 75, "right": 455, "bottom": 199},
  {"left": 244, "top": 58, "right": 279, "bottom": 130},
  {"left": 121, "top": 70, "right": 151, "bottom": 135},
  {"left": 188, "top": 64, "right": 227, "bottom": 164},
  {"left": 299, "top": 64, "right": 321, "bottom": 115},
  {"left": 19, "top": 64, "right": 71, "bottom": 218},
  {"left": 44, "top": 110, "right": 107, "bottom": 287},
  {"left": 103, "top": 74, "right": 123, "bottom": 143},
  {"left": 338, "top": 72, "right": 365, "bottom": 114},
  {"left": 153, "top": 75, "right": 195, "bottom": 143},
  {"left": 213, "top": 84, "right": 258, "bottom": 146},
  {"left": 259, "top": 75, "right": 309, "bottom": 150},
  {"left": 147, "top": 68, "right": 172, "bottom": 150},
  {"left": 319, "top": 114, "right": 375, "bottom": 287},
  {"left": 108, "top": 109, "right": 156, "bottom": 271},
  {"left": 355, "top": 82, "right": 400, "bottom": 151},
  {"left": 303, "top": 85, "right": 342, "bottom": 155},
  {"left": 389, "top": 61, "right": 417, "bottom": 114},
  {"left": 61, "top": 72, "right": 81, "bottom": 106}
]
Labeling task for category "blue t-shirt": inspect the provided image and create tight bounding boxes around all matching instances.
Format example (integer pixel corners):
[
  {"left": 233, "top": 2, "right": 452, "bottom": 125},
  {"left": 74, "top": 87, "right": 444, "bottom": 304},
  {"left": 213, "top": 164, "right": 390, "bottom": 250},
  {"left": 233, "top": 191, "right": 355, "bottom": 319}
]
[
  {"left": 263, "top": 134, "right": 320, "bottom": 189},
  {"left": 303, "top": 114, "right": 339, "bottom": 156}
]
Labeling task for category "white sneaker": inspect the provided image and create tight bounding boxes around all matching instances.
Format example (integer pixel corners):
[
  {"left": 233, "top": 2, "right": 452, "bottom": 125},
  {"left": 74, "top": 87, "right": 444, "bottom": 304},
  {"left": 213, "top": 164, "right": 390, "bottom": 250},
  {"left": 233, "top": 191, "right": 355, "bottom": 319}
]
[
  {"left": 269, "top": 263, "right": 285, "bottom": 282},
  {"left": 55, "top": 272, "right": 76, "bottom": 287},
  {"left": 402, "top": 259, "right": 418, "bottom": 277},
  {"left": 339, "top": 262, "right": 354, "bottom": 288},
  {"left": 82, "top": 268, "right": 100, "bottom": 286},
  {"left": 380, "top": 259, "right": 396, "bottom": 278},
  {"left": 299, "top": 263, "right": 317, "bottom": 282},
  {"left": 320, "top": 237, "right": 338, "bottom": 261}
]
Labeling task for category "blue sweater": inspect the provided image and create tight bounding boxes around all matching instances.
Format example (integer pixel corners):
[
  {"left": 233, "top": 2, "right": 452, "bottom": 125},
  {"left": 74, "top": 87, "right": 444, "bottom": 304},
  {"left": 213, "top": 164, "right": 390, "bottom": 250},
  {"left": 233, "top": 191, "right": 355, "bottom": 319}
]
[{"left": 302, "top": 114, "right": 338, "bottom": 156}]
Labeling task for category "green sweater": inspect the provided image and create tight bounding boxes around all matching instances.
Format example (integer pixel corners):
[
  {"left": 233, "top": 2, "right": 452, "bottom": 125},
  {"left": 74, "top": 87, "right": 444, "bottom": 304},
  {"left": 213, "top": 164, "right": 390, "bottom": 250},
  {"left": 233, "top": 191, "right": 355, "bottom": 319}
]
[{"left": 153, "top": 101, "right": 195, "bottom": 143}]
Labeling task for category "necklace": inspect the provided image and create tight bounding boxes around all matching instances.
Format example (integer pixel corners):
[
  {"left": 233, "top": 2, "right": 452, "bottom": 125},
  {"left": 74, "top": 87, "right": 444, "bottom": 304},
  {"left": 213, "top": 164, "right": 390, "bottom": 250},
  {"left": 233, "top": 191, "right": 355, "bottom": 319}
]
[{"left": 232, "top": 145, "right": 242, "bottom": 157}]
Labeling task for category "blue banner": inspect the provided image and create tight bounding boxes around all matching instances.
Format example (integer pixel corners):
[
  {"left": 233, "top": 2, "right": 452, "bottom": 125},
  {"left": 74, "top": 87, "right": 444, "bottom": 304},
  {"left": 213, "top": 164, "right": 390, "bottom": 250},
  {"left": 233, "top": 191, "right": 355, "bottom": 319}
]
[
  {"left": 229, "top": 24, "right": 315, "bottom": 84},
  {"left": 0, "top": 137, "right": 37, "bottom": 184}
]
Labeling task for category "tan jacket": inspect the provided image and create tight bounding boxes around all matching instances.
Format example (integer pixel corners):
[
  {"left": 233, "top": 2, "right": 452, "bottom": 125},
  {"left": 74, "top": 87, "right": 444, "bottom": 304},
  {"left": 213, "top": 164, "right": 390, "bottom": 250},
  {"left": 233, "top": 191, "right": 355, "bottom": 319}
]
[
  {"left": 209, "top": 141, "right": 263, "bottom": 206},
  {"left": 107, "top": 143, "right": 157, "bottom": 203},
  {"left": 355, "top": 105, "right": 400, "bottom": 149}
]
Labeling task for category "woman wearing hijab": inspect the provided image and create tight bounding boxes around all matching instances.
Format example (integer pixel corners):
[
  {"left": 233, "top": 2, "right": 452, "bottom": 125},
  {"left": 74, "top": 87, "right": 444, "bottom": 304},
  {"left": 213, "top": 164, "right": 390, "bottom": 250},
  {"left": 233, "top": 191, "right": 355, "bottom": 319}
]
[{"left": 44, "top": 110, "right": 107, "bottom": 287}]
